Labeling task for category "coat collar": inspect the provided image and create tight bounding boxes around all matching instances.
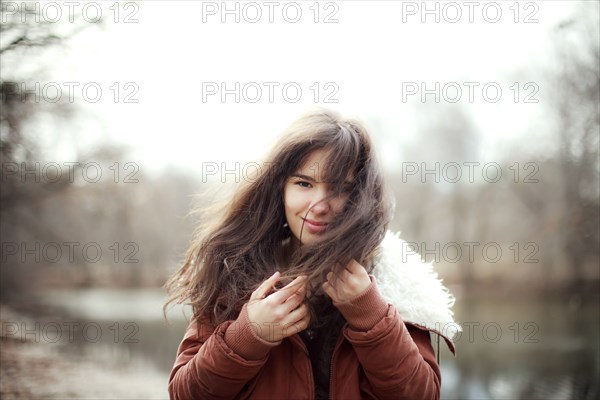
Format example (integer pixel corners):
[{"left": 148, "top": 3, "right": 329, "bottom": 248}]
[{"left": 372, "top": 231, "right": 461, "bottom": 355}]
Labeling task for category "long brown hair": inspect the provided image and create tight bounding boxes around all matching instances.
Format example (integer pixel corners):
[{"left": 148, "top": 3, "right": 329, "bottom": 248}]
[{"left": 164, "top": 109, "right": 394, "bottom": 326}]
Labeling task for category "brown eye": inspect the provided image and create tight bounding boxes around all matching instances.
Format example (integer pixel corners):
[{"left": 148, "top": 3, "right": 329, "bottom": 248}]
[{"left": 296, "top": 181, "right": 311, "bottom": 188}]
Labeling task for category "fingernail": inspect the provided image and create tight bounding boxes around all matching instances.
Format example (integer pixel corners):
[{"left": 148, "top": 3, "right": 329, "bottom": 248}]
[{"left": 271, "top": 271, "right": 280, "bottom": 278}]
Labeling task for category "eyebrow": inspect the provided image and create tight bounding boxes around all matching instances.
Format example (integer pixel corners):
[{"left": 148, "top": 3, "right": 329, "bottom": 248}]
[{"left": 290, "top": 173, "right": 354, "bottom": 185}]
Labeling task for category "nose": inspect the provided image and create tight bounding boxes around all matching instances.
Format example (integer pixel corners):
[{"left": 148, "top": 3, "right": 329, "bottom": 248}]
[{"left": 308, "top": 189, "right": 333, "bottom": 215}]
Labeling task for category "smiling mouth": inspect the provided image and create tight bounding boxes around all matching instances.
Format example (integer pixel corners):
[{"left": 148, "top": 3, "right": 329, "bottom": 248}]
[{"left": 302, "top": 218, "right": 329, "bottom": 233}]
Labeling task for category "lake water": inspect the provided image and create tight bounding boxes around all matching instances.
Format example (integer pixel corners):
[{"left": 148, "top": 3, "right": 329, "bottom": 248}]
[
  {"left": 441, "top": 295, "right": 599, "bottom": 399},
  {"left": 33, "top": 289, "right": 600, "bottom": 399}
]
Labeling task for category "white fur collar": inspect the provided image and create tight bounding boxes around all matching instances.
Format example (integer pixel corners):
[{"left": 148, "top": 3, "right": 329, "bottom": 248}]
[{"left": 372, "top": 231, "right": 461, "bottom": 354}]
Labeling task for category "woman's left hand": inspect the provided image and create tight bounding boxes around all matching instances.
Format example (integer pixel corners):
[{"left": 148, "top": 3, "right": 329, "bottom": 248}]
[{"left": 322, "top": 259, "right": 371, "bottom": 303}]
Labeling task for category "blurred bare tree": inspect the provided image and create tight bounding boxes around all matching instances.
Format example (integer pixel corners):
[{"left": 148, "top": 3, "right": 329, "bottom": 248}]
[
  {"left": 1, "top": 0, "right": 93, "bottom": 298},
  {"left": 390, "top": 4, "right": 599, "bottom": 296},
  {"left": 1, "top": 2, "right": 201, "bottom": 301},
  {"left": 509, "top": 2, "right": 600, "bottom": 292},
  {"left": 552, "top": 4, "right": 600, "bottom": 292}
]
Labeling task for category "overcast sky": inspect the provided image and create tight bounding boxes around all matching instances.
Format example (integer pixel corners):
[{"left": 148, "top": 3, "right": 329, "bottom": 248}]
[{"left": 15, "top": 0, "right": 579, "bottom": 175}]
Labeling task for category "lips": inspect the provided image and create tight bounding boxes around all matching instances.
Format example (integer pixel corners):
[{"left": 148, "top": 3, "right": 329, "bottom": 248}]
[{"left": 302, "top": 218, "right": 329, "bottom": 233}]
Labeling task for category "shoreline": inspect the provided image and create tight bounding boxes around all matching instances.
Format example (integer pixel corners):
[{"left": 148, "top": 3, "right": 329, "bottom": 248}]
[{"left": 0, "top": 304, "right": 169, "bottom": 400}]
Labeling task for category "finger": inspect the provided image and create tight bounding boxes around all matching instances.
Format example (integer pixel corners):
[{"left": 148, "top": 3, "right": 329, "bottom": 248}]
[
  {"left": 329, "top": 271, "right": 349, "bottom": 293},
  {"left": 345, "top": 259, "right": 364, "bottom": 274},
  {"left": 326, "top": 270, "right": 343, "bottom": 287},
  {"left": 281, "top": 318, "right": 309, "bottom": 339},
  {"left": 282, "top": 290, "right": 306, "bottom": 313},
  {"left": 331, "top": 263, "right": 350, "bottom": 283},
  {"left": 252, "top": 271, "right": 280, "bottom": 300},
  {"left": 343, "top": 261, "right": 357, "bottom": 277},
  {"left": 284, "top": 280, "right": 307, "bottom": 302},
  {"left": 284, "top": 275, "right": 307, "bottom": 290},
  {"left": 282, "top": 305, "right": 310, "bottom": 332},
  {"left": 285, "top": 303, "right": 308, "bottom": 321},
  {"left": 322, "top": 281, "right": 335, "bottom": 299},
  {"left": 270, "top": 275, "right": 307, "bottom": 303},
  {"left": 326, "top": 271, "right": 333, "bottom": 282}
]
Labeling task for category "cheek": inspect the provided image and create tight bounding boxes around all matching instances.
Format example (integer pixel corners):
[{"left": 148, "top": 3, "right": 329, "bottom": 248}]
[
  {"left": 331, "top": 196, "right": 348, "bottom": 214},
  {"left": 283, "top": 184, "right": 301, "bottom": 216},
  {"left": 285, "top": 189, "right": 308, "bottom": 215}
]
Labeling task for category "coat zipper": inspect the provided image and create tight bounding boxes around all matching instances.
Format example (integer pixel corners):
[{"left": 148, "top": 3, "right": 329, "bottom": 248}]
[
  {"left": 329, "top": 332, "right": 345, "bottom": 399},
  {"left": 290, "top": 334, "right": 315, "bottom": 399}
]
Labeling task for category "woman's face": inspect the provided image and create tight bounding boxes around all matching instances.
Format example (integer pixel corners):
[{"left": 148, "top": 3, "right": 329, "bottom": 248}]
[{"left": 283, "top": 149, "right": 353, "bottom": 246}]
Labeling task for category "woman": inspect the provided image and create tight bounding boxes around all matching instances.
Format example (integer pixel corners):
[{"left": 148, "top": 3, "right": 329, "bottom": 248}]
[{"left": 164, "top": 109, "right": 459, "bottom": 399}]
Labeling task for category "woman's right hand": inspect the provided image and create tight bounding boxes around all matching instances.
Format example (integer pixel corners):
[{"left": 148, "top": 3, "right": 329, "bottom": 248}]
[{"left": 246, "top": 271, "right": 310, "bottom": 342}]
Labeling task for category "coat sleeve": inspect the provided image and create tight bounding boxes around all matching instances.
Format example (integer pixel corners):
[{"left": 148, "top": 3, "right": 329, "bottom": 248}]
[
  {"left": 333, "top": 277, "right": 441, "bottom": 400},
  {"left": 168, "top": 304, "right": 281, "bottom": 400}
]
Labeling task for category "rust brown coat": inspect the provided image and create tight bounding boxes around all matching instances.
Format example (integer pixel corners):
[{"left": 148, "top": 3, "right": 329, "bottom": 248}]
[{"left": 169, "top": 278, "right": 446, "bottom": 400}]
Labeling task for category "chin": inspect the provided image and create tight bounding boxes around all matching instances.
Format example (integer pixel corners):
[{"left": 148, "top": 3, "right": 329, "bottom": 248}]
[{"left": 299, "top": 233, "right": 325, "bottom": 246}]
